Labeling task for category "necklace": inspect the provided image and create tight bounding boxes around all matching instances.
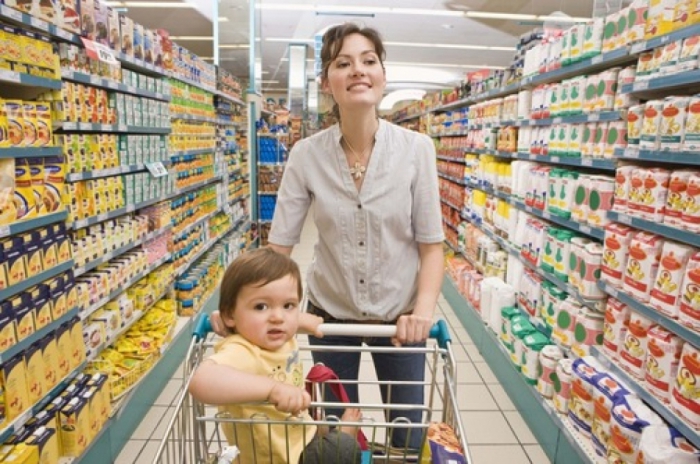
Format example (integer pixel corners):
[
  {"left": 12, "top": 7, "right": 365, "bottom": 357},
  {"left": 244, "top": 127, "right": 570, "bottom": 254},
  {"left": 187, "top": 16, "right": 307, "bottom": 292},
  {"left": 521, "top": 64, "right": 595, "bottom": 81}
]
[{"left": 343, "top": 137, "right": 372, "bottom": 180}]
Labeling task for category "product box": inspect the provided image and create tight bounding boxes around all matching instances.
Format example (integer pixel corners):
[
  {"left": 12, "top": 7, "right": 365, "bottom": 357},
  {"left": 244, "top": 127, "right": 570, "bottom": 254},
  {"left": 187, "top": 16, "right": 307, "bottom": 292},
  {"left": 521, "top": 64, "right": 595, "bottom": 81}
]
[
  {"left": 30, "top": 284, "right": 53, "bottom": 331},
  {"left": 54, "top": 323, "right": 73, "bottom": 377},
  {"left": 1, "top": 443, "right": 39, "bottom": 463},
  {"left": 38, "top": 333, "right": 59, "bottom": 389},
  {"left": 12, "top": 293, "right": 35, "bottom": 342},
  {"left": 1, "top": 354, "right": 30, "bottom": 421},
  {"left": 133, "top": 22, "right": 144, "bottom": 61},
  {"left": 59, "top": 396, "right": 89, "bottom": 457},
  {"left": 26, "top": 426, "right": 59, "bottom": 464},
  {"left": 24, "top": 342, "right": 46, "bottom": 404},
  {"left": 119, "top": 14, "right": 134, "bottom": 57},
  {"left": 69, "top": 316, "right": 86, "bottom": 367},
  {"left": 420, "top": 422, "right": 467, "bottom": 464}
]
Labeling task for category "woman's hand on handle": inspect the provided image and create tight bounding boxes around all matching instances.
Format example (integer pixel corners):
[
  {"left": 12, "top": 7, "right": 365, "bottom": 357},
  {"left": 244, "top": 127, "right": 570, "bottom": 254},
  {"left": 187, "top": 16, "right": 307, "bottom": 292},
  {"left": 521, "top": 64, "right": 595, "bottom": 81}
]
[{"left": 393, "top": 313, "right": 433, "bottom": 346}]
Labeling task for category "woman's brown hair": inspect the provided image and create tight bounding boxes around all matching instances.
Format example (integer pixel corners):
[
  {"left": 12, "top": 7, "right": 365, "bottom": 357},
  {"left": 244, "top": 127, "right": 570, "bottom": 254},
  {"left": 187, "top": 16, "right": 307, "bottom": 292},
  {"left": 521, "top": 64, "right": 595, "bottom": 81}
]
[
  {"left": 218, "top": 248, "right": 303, "bottom": 321},
  {"left": 320, "top": 23, "right": 386, "bottom": 120}
]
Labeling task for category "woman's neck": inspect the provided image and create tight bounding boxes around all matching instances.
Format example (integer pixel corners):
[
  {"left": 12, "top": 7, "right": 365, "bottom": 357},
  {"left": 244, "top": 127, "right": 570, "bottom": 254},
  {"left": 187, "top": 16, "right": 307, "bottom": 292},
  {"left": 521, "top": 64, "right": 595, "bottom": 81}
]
[{"left": 339, "top": 113, "right": 379, "bottom": 150}]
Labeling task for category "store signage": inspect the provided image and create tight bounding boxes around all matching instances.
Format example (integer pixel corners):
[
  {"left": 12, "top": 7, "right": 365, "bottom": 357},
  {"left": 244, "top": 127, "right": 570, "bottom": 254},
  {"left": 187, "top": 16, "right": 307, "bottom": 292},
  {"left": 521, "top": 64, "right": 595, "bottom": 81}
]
[
  {"left": 81, "top": 38, "right": 118, "bottom": 65},
  {"left": 145, "top": 162, "right": 168, "bottom": 178}
]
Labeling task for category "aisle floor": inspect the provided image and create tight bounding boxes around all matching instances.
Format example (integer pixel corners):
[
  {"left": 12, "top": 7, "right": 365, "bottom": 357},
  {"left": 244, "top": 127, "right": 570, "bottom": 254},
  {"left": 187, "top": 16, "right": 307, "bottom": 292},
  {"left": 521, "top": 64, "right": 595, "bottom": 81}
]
[{"left": 117, "top": 215, "right": 549, "bottom": 464}]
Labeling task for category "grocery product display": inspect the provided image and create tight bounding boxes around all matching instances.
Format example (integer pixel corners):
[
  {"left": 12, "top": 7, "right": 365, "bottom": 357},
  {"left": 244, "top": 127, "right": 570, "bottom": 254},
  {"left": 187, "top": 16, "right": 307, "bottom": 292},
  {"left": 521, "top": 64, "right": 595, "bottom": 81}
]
[
  {"left": 0, "top": 0, "right": 254, "bottom": 461},
  {"left": 256, "top": 123, "right": 288, "bottom": 245},
  {"left": 396, "top": 1, "right": 700, "bottom": 462}
]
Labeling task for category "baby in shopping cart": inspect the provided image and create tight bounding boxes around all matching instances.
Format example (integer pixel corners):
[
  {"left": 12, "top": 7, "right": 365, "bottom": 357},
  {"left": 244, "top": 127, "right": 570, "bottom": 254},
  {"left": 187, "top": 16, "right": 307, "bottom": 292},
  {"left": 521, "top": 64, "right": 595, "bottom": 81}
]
[{"left": 188, "top": 248, "right": 363, "bottom": 464}]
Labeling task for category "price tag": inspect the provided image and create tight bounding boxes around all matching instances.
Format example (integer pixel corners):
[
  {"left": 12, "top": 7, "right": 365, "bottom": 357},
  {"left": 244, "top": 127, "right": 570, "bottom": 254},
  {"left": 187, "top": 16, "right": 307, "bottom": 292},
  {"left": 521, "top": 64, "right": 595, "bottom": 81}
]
[
  {"left": 526, "top": 206, "right": 533, "bottom": 213},
  {"left": 29, "top": 16, "right": 48, "bottom": 31},
  {"left": 75, "top": 266, "right": 85, "bottom": 275},
  {"left": 1, "top": 5, "right": 22, "bottom": 21},
  {"left": 553, "top": 117, "right": 563, "bottom": 125},
  {"left": 589, "top": 113, "right": 600, "bottom": 122},
  {"left": 551, "top": 156, "right": 560, "bottom": 162},
  {"left": 96, "top": 213, "right": 108, "bottom": 222},
  {"left": 80, "top": 37, "right": 118, "bottom": 65},
  {"left": 55, "top": 28, "right": 72, "bottom": 40},
  {"left": 0, "top": 225, "right": 10, "bottom": 238},
  {"left": 661, "top": 35, "right": 670, "bottom": 44},
  {"left": 107, "top": 80, "right": 118, "bottom": 89},
  {"left": 580, "top": 225, "right": 592, "bottom": 234},
  {"left": 633, "top": 81, "right": 650, "bottom": 91},
  {"left": 592, "top": 55, "right": 604, "bottom": 65},
  {"left": 630, "top": 42, "right": 645, "bottom": 54},
  {"left": 117, "top": 124, "right": 127, "bottom": 132},
  {"left": 127, "top": 85, "right": 136, "bottom": 94},
  {"left": 624, "top": 147, "right": 639, "bottom": 158},
  {"left": 126, "top": 205, "right": 135, "bottom": 213},
  {"left": 62, "top": 122, "right": 76, "bottom": 130},
  {"left": 146, "top": 162, "right": 168, "bottom": 178},
  {"left": 90, "top": 75, "right": 101, "bottom": 86},
  {"left": 619, "top": 214, "right": 632, "bottom": 225},
  {"left": 0, "top": 69, "right": 19, "bottom": 83},
  {"left": 543, "top": 210, "right": 551, "bottom": 219},
  {"left": 15, "top": 410, "right": 31, "bottom": 429}
]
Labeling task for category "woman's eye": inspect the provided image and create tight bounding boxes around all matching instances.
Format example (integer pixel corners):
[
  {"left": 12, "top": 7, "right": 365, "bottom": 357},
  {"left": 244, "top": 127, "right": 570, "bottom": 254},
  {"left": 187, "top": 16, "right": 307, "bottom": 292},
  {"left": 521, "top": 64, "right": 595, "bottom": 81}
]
[
  {"left": 336, "top": 61, "right": 349, "bottom": 68},
  {"left": 365, "top": 59, "right": 376, "bottom": 65}
]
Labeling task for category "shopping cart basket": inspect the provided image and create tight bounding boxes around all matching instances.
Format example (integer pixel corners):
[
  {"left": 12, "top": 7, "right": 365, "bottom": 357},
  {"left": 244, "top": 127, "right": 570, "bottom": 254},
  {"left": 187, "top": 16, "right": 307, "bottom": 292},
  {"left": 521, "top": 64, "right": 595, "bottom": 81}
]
[{"left": 153, "top": 314, "right": 470, "bottom": 464}]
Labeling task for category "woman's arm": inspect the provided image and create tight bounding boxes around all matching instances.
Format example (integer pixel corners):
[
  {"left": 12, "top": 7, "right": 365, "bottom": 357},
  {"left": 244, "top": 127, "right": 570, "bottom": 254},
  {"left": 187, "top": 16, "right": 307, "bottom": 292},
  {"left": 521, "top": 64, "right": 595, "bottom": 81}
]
[
  {"left": 188, "top": 360, "right": 311, "bottom": 413},
  {"left": 394, "top": 242, "right": 444, "bottom": 346},
  {"left": 267, "top": 243, "right": 294, "bottom": 256}
]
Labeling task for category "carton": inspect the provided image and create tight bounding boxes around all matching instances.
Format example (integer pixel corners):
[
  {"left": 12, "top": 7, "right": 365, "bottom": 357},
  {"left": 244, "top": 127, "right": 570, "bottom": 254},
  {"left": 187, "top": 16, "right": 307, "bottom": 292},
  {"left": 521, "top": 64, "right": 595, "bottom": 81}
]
[
  {"left": 650, "top": 241, "right": 695, "bottom": 318},
  {"left": 0, "top": 354, "right": 30, "bottom": 421},
  {"left": 1, "top": 443, "right": 39, "bottom": 463},
  {"left": 12, "top": 293, "right": 35, "bottom": 342},
  {"left": 26, "top": 426, "right": 59, "bottom": 464},
  {"left": 30, "top": 284, "right": 52, "bottom": 331},
  {"left": 80, "top": 0, "right": 96, "bottom": 40},
  {"left": 665, "top": 170, "right": 698, "bottom": 227},
  {"left": 645, "top": 326, "right": 683, "bottom": 403},
  {"left": 39, "top": 334, "right": 58, "bottom": 390},
  {"left": 54, "top": 323, "right": 72, "bottom": 377},
  {"left": 59, "top": 397, "right": 89, "bottom": 457},
  {"left": 0, "top": 301, "right": 17, "bottom": 353},
  {"left": 24, "top": 342, "right": 46, "bottom": 404},
  {"left": 603, "top": 298, "right": 631, "bottom": 357}
]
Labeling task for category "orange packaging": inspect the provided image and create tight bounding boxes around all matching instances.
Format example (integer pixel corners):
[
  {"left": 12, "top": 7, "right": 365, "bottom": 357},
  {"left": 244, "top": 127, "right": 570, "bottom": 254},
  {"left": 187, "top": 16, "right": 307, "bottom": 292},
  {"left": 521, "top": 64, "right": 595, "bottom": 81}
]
[
  {"left": 623, "top": 231, "right": 664, "bottom": 303},
  {"left": 681, "top": 172, "right": 700, "bottom": 232},
  {"left": 678, "top": 251, "right": 700, "bottom": 330},
  {"left": 665, "top": 170, "right": 698, "bottom": 227},
  {"left": 601, "top": 223, "right": 635, "bottom": 287},
  {"left": 671, "top": 343, "right": 700, "bottom": 427},
  {"left": 649, "top": 241, "right": 695, "bottom": 317},
  {"left": 619, "top": 311, "right": 655, "bottom": 378}
]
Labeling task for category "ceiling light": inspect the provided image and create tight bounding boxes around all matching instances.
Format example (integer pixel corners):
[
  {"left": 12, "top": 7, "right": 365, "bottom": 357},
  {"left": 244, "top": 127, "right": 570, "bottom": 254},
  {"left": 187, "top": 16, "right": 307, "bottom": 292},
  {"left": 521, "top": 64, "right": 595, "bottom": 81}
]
[
  {"left": 169, "top": 36, "right": 213, "bottom": 41},
  {"left": 256, "top": 4, "right": 463, "bottom": 17},
  {"left": 537, "top": 15, "right": 589, "bottom": 23},
  {"left": 384, "top": 61, "right": 506, "bottom": 70},
  {"left": 261, "top": 80, "right": 279, "bottom": 84},
  {"left": 220, "top": 44, "right": 250, "bottom": 49},
  {"left": 379, "top": 89, "right": 426, "bottom": 111},
  {"left": 266, "top": 38, "right": 315, "bottom": 44},
  {"left": 466, "top": 11, "right": 537, "bottom": 20},
  {"left": 385, "top": 41, "right": 514, "bottom": 51},
  {"left": 218, "top": 17, "right": 228, "bottom": 22}
]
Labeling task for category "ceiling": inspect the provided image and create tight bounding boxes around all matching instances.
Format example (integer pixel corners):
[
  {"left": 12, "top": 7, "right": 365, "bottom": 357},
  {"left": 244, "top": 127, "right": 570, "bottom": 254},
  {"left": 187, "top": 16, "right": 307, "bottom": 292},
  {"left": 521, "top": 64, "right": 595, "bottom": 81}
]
[{"left": 111, "top": 0, "right": 599, "bottom": 107}]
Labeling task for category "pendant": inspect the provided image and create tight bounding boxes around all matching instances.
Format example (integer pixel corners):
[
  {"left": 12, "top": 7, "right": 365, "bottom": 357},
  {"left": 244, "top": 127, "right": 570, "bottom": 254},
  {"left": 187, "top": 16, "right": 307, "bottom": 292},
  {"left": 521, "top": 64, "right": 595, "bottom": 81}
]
[{"left": 350, "top": 161, "right": 365, "bottom": 180}]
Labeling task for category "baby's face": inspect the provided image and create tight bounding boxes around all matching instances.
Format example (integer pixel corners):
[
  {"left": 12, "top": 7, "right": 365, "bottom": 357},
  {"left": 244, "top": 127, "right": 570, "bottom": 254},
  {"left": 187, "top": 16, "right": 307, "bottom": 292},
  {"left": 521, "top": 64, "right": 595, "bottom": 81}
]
[{"left": 224, "top": 275, "right": 300, "bottom": 351}]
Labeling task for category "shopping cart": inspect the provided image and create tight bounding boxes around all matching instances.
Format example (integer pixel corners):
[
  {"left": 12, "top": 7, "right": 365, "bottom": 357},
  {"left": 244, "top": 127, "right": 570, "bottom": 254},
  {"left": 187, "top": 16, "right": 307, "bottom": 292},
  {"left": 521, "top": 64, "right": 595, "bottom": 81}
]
[{"left": 153, "top": 314, "right": 470, "bottom": 464}]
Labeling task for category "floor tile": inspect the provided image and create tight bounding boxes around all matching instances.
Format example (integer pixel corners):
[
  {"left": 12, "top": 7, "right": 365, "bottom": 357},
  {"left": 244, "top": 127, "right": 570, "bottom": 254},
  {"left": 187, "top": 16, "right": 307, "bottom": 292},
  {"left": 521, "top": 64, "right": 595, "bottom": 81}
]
[
  {"left": 154, "top": 379, "right": 183, "bottom": 406},
  {"left": 504, "top": 410, "right": 539, "bottom": 444},
  {"left": 487, "top": 383, "right": 517, "bottom": 411},
  {"left": 138, "top": 440, "right": 162, "bottom": 463},
  {"left": 524, "top": 443, "right": 551, "bottom": 463},
  {"left": 131, "top": 406, "right": 170, "bottom": 440},
  {"left": 474, "top": 362, "right": 499, "bottom": 384},
  {"left": 115, "top": 440, "right": 146, "bottom": 464},
  {"left": 459, "top": 411, "right": 518, "bottom": 444},
  {"left": 463, "top": 343, "right": 485, "bottom": 363},
  {"left": 455, "top": 384, "right": 499, "bottom": 411},
  {"left": 467, "top": 444, "right": 531, "bottom": 464}
]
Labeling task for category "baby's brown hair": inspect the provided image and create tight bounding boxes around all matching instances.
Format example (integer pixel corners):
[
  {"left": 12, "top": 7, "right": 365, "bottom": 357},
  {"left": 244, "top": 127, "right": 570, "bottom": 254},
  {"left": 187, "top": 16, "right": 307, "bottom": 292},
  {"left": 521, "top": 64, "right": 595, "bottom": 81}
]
[{"left": 218, "top": 248, "right": 303, "bottom": 321}]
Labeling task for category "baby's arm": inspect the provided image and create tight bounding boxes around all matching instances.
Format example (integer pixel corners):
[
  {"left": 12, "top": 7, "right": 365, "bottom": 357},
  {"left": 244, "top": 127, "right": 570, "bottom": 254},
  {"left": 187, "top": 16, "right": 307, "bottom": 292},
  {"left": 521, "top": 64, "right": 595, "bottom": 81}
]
[
  {"left": 189, "top": 360, "right": 311, "bottom": 413},
  {"left": 298, "top": 312, "right": 323, "bottom": 337}
]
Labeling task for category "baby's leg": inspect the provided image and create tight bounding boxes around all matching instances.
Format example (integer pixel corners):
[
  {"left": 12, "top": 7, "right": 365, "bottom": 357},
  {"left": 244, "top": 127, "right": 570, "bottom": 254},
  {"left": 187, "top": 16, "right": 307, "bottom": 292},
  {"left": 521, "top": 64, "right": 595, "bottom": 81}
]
[{"left": 339, "top": 408, "right": 361, "bottom": 436}]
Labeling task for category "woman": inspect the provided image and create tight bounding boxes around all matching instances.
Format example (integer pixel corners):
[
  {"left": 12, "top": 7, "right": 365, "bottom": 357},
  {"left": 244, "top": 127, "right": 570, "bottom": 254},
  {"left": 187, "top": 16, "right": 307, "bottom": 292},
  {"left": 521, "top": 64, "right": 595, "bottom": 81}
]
[
  {"left": 213, "top": 22, "right": 444, "bottom": 451},
  {"left": 267, "top": 23, "right": 444, "bottom": 450}
]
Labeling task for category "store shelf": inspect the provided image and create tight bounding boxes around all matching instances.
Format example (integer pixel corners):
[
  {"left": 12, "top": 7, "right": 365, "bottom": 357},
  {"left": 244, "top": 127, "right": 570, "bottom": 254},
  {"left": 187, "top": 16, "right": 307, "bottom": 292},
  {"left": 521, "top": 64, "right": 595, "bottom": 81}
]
[
  {"left": 173, "top": 209, "right": 220, "bottom": 239},
  {"left": 0, "top": 146, "right": 62, "bottom": 159},
  {"left": 437, "top": 155, "right": 466, "bottom": 164},
  {"left": 118, "top": 53, "right": 167, "bottom": 77},
  {"left": 61, "top": 70, "right": 170, "bottom": 101},
  {"left": 513, "top": 111, "right": 624, "bottom": 127},
  {"left": 622, "top": 68, "right": 700, "bottom": 95},
  {"left": 598, "top": 280, "right": 700, "bottom": 348},
  {"left": 174, "top": 225, "right": 233, "bottom": 277},
  {"left": 468, "top": 81, "right": 522, "bottom": 106},
  {"left": 0, "top": 307, "right": 78, "bottom": 364},
  {"left": 522, "top": 48, "right": 634, "bottom": 88},
  {"left": 442, "top": 276, "right": 592, "bottom": 464},
  {"left": 170, "top": 113, "right": 218, "bottom": 124},
  {"left": 79, "top": 254, "right": 171, "bottom": 321},
  {"left": 591, "top": 346, "right": 700, "bottom": 450},
  {"left": 74, "top": 225, "right": 172, "bottom": 277},
  {"left": 0, "top": 361, "right": 86, "bottom": 443},
  {"left": 614, "top": 146, "right": 700, "bottom": 166},
  {"left": 511, "top": 153, "right": 617, "bottom": 171},
  {"left": 0, "top": 69, "right": 61, "bottom": 90},
  {"left": 172, "top": 176, "right": 222, "bottom": 197},
  {"left": 0, "top": 210, "right": 67, "bottom": 239},
  {"left": 438, "top": 172, "right": 467, "bottom": 187},
  {"left": 215, "top": 90, "right": 245, "bottom": 106},
  {"left": 509, "top": 198, "right": 605, "bottom": 240},
  {"left": 170, "top": 74, "right": 216, "bottom": 94},
  {"left": 441, "top": 198, "right": 462, "bottom": 212},
  {"left": 0, "top": 260, "right": 73, "bottom": 302},
  {"left": 170, "top": 148, "right": 215, "bottom": 157},
  {"left": 608, "top": 211, "right": 700, "bottom": 249},
  {"left": 66, "top": 163, "right": 165, "bottom": 182},
  {"left": 55, "top": 122, "right": 171, "bottom": 134}
]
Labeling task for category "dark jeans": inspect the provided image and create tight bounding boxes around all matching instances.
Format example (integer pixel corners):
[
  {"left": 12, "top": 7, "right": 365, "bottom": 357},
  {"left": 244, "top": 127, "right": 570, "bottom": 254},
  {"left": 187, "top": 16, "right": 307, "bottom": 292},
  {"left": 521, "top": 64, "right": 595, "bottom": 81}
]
[{"left": 307, "top": 302, "right": 426, "bottom": 449}]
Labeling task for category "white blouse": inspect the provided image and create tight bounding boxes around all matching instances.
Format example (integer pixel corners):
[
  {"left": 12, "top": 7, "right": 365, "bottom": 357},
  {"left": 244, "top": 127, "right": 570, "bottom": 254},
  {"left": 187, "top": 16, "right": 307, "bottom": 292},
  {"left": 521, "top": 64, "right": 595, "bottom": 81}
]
[{"left": 268, "top": 119, "right": 444, "bottom": 322}]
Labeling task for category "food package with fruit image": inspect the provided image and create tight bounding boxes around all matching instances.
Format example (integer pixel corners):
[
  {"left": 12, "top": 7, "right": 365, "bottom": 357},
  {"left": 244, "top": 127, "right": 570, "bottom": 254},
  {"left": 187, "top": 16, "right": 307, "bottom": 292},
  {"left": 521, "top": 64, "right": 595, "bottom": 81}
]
[
  {"left": 608, "top": 395, "right": 663, "bottom": 463},
  {"left": 603, "top": 297, "right": 631, "bottom": 357},
  {"left": 619, "top": 310, "right": 656, "bottom": 378},
  {"left": 665, "top": 170, "right": 699, "bottom": 227},
  {"left": 419, "top": 422, "right": 467, "bottom": 464},
  {"left": 568, "top": 356, "right": 604, "bottom": 437},
  {"left": 681, "top": 172, "right": 700, "bottom": 232},
  {"left": 649, "top": 241, "right": 695, "bottom": 317},
  {"left": 678, "top": 252, "right": 700, "bottom": 330},
  {"left": 602, "top": 223, "right": 635, "bottom": 287},
  {"left": 590, "top": 372, "right": 632, "bottom": 458},
  {"left": 644, "top": 326, "right": 683, "bottom": 403},
  {"left": 671, "top": 342, "right": 700, "bottom": 428},
  {"left": 626, "top": 0, "right": 649, "bottom": 45},
  {"left": 660, "top": 96, "right": 690, "bottom": 151},
  {"left": 682, "top": 96, "right": 700, "bottom": 151},
  {"left": 638, "top": 425, "right": 700, "bottom": 464},
  {"left": 623, "top": 231, "right": 664, "bottom": 303}
]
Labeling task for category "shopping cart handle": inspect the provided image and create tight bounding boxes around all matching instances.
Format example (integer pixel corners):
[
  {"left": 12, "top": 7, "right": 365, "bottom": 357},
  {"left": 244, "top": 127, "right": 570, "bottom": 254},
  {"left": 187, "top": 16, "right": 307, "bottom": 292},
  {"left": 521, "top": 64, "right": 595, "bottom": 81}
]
[
  {"left": 318, "top": 319, "right": 452, "bottom": 349},
  {"left": 193, "top": 313, "right": 214, "bottom": 341}
]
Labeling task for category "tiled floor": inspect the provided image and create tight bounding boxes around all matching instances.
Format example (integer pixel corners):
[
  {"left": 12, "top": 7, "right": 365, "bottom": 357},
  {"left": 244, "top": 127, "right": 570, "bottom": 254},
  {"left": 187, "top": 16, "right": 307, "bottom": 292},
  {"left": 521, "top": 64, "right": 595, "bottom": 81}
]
[{"left": 116, "top": 214, "right": 550, "bottom": 463}]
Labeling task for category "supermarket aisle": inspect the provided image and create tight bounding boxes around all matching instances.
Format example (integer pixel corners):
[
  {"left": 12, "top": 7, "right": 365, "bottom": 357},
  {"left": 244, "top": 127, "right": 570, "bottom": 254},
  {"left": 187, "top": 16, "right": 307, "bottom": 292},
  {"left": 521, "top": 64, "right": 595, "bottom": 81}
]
[{"left": 116, "top": 213, "right": 549, "bottom": 464}]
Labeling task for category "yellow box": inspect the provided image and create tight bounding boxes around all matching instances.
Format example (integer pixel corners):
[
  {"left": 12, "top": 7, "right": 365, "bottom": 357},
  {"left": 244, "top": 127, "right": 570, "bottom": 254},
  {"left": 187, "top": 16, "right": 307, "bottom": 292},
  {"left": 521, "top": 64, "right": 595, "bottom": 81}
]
[
  {"left": 68, "top": 317, "right": 86, "bottom": 368},
  {"left": 79, "top": 388, "right": 98, "bottom": 442},
  {"left": 53, "top": 323, "right": 72, "bottom": 378},
  {"left": 645, "top": 0, "right": 677, "bottom": 38},
  {"left": 1, "top": 443, "right": 38, "bottom": 464},
  {"left": 39, "top": 335, "right": 59, "bottom": 390},
  {"left": 87, "top": 373, "right": 110, "bottom": 426},
  {"left": 2, "top": 237, "right": 28, "bottom": 287},
  {"left": 58, "top": 397, "right": 88, "bottom": 457},
  {"left": 24, "top": 343, "right": 46, "bottom": 404},
  {"left": 30, "top": 285, "right": 53, "bottom": 332},
  {"left": 25, "top": 426, "right": 59, "bottom": 464},
  {"left": 11, "top": 293, "right": 35, "bottom": 342},
  {"left": 0, "top": 354, "right": 30, "bottom": 421},
  {"left": 0, "top": 301, "right": 17, "bottom": 353}
]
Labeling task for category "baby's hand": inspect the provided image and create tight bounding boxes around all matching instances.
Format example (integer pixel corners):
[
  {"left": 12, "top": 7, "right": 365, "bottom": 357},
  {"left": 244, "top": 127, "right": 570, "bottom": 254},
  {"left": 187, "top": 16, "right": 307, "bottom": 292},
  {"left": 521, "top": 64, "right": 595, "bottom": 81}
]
[{"left": 267, "top": 383, "right": 311, "bottom": 414}]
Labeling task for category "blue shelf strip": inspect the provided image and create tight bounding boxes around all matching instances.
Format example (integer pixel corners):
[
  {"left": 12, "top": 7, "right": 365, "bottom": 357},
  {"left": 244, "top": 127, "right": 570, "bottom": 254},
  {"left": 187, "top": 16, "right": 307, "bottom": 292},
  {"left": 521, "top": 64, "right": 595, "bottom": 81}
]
[
  {"left": 630, "top": 23, "right": 700, "bottom": 56},
  {"left": 437, "top": 155, "right": 466, "bottom": 164},
  {"left": 0, "top": 210, "right": 67, "bottom": 240},
  {"left": 608, "top": 211, "right": 700, "bottom": 249},
  {"left": 61, "top": 70, "right": 170, "bottom": 101},
  {"left": 598, "top": 280, "right": 700, "bottom": 349},
  {"left": 215, "top": 91, "right": 245, "bottom": 106},
  {"left": 510, "top": 198, "right": 605, "bottom": 240},
  {"left": 170, "top": 148, "right": 215, "bottom": 157},
  {"left": 173, "top": 209, "right": 220, "bottom": 240},
  {"left": 0, "top": 69, "right": 61, "bottom": 90},
  {"left": 441, "top": 198, "right": 462, "bottom": 211},
  {"left": 0, "top": 146, "right": 62, "bottom": 159},
  {"left": 0, "top": 260, "right": 73, "bottom": 303},
  {"left": 592, "top": 346, "right": 700, "bottom": 450},
  {"left": 0, "top": 307, "right": 78, "bottom": 364},
  {"left": 170, "top": 75, "right": 216, "bottom": 95},
  {"left": 623, "top": 68, "right": 700, "bottom": 94},
  {"left": 55, "top": 122, "right": 171, "bottom": 134},
  {"left": 437, "top": 172, "right": 467, "bottom": 187},
  {"left": 523, "top": 48, "right": 633, "bottom": 88},
  {"left": 170, "top": 114, "right": 218, "bottom": 124},
  {"left": 74, "top": 225, "right": 172, "bottom": 277},
  {"left": 0, "top": 361, "right": 86, "bottom": 443},
  {"left": 66, "top": 164, "right": 152, "bottom": 182},
  {"left": 513, "top": 111, "right": 623, "bottom": 127},
  {"left": 615, "top": 147, "right": 700, "bottom": 166},
  {"left": 469, "top": 148, "right": 617, "bottom": 171}
]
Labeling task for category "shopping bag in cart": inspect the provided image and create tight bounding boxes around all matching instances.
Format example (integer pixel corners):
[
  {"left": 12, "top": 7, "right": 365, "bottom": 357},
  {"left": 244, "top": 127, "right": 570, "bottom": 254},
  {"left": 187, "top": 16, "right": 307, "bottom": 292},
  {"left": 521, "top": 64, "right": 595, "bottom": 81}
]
[
  {"left": 420, "top": 422, "right": 468, "bottom": 464},
  {"left": 306, "top": 364, "right": 372, "bottom": 463}
]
